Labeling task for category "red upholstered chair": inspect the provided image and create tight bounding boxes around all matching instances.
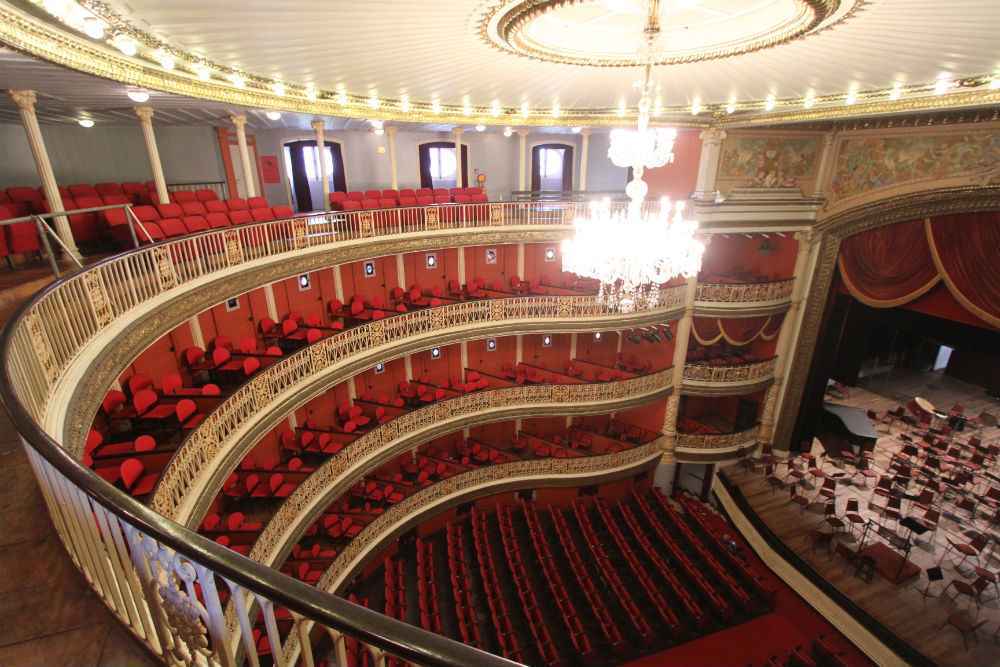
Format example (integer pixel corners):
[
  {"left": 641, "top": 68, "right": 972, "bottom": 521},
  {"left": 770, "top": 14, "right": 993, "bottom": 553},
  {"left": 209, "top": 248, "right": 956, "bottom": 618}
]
[
  {"left": 270, "top": 473, "right": 296, "bottom": 497},
  {"left": 0, "top": 203, "right": 37, "bottom": 255},
  {"left": 415, "top": 195, "right": 434, "bottom": 207},
  {"left": 158, "top": 218, "right": 188, "bottom": 238},
  {"left": 171, "top": 190, "right": 197, "bottom": 203},
  {"left": 205, "top": 212, "right": 231, "bottom": 229},
  {"left": 228, "top": 209, "right": 253, "bottom": 225},
  {"left": 121, "top": 182, "right": 148, "bottom": 204},
  {"left": 182, "top": 216, "right": 210, "bottom": 233},
  {"left": 68, "top": 183, "right": 98, "bottom": 199},
  {"left": 6, "top": 187, "right": 43, "bottom": 214},
  {"left": 466, "top": 187, "right": 488, "bottom": 203},
  {"left": 94, "top": 182, "right": 124, "bottom": 197},
  {"left": 346, "top": 191, "right": 365, "bottom": 202},
  {"left": 378, "top": 198, "right": 397, "bottom": 209},
  {"left": 177, "top": 399, "right": 204, "bottom": 429},
  {"left": 381, "top": 189, "right": 399, "bottom": 200},
  {"left": 204, "top": 199, "right": 228, "bottom": 213},
  {"left": 432, "top": 188, "right": 451, "bottom": 204},
  {"left": 361, "top": 198, "right": 380, "bottom": 210},
  {"left": 134, "top": 435, "right": 156, "bottom": 452},
  {"left": 329, "top": 191, "right": 348, "bottom": 210},
  {"left": 398, "top": 195, "right": 417, "bottom": 207},
  {"left": 364, "top": 190, "right": 381, "bottom": 200},
  {"left": 271, "top": 205, "right": 294, "bottom": 218},
  {"left": 120, "top": 458, "right": 158, "bottom": 497},
  {"left": 226, "top": 198, "right": 249, "bottom": 211},
  {"left": 180, "top": 201, "right": 208, "bottom": 216},
  {"left": 195, "top": 189, "right": 218, "bottom": 202},
  {"left": 251, "top": 208, "right": 275, "bottom": 222},
  {"left": 247, "top": 196, "right": 269, "bottom": 209},
  {"left": 156, "top": 202, "right": 184, "bottom": 220},
  {"left": 341, "top": 200, "right": 362, "bottom": 212}
]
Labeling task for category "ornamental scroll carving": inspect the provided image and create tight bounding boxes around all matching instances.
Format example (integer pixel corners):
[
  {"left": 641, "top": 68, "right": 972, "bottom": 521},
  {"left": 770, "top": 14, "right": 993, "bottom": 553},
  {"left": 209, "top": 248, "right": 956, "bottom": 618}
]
[
  {"left": 152, "top": 246, "right": 178, "bottom": 290},
  {"left": 695, "top": 280, "right": 794, "bottom": 304},
  {"left": 424, "top": 207, "right": 440, "bottom": 230},
  {"left": 682, "top": 358, "right": 777, "bottom": 384},
  {"left": 224, "top": 230, "right": 244, "bottom": 266},
  {"left": 675, "top": 424, "right": 761, "bottom": 451},
  {"left": 81, "top": 271, "right": 114, "bottom": 328}
]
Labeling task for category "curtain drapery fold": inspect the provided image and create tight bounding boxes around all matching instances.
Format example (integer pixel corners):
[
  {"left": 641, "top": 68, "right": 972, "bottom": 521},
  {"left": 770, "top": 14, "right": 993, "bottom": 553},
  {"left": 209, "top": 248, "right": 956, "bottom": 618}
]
[{"left": 692, "top": 315, "right": 784, "bottom": 346}]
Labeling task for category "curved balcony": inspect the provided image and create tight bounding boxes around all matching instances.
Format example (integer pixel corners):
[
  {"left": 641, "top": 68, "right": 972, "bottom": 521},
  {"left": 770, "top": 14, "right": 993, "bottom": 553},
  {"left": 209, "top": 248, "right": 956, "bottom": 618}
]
[
  {"left": 674, "top": 424, "right": 761, "bottom": 462},
  {"left": 243, "top": 369, "right": 672, "bottom": 576},
  {"left": 151, "top": 292, "right": 683, "bottom": 524},
  {"left": 275, "top": 440, "right": 661, "bottom": 663},
  {"left": 693, "top": 279, "right": 794, "bottom": 316},
  {"left": 681, "top": 358, "right": 777, "bottom": 396}
]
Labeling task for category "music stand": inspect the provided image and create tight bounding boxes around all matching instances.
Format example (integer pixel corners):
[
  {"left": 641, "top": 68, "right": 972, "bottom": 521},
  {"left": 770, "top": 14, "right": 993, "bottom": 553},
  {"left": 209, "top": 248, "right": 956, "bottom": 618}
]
[{"left": 918, "top": 566, "right": 944, "bottom": 603}]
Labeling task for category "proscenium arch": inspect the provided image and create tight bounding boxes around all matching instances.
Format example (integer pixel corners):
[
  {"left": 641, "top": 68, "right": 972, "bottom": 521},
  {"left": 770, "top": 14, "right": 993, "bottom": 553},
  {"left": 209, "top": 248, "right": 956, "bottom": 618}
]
[{"left": 772, "top": 184, "right": 1000, "bottom": 450}]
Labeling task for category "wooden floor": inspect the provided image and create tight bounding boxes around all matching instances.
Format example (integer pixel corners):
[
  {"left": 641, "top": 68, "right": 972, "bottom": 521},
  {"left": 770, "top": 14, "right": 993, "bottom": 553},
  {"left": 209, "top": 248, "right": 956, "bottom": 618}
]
[{"left": 725, "top": 370, "right": 1000, "bottom": 667}]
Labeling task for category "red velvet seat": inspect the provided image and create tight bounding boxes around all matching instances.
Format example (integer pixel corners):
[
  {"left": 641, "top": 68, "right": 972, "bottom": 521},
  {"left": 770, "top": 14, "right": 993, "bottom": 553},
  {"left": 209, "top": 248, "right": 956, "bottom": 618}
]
[
  {"left": 0, "top": 203, "right": 36, "bottom": 254},
  {"left": 155, "top": 202, "right": 184, "bottom": 220},
  {"left": 364, "top": 190, "right": 381, "bottom": 200},
  {"left": 251, "top": 208, "right": 275, "bottom": 222},
  {"left": 398, "top": 195, "right": 417, "bottom": 207},
  {"left": 346, "top": 191, "right": 365, "bottom": 202},
  {"left": 378, "top": 198, "right": 397, "bottom": 209},
  {"left": 329, "top": 191, "right": 348, "bottom": 210},
  {"left": 66, "top": 195, "right": 104, "bottom": 243},
  {"left": 68, "top": 184, "right": 98, "bottom": 199},
  {"left": 182, "top": 215, "right": 210, "bottom": 233},
  {"left": 228, "top": 209, "right": 253, "bottom": 225},
  {"left": 247, "top": 196, "right": 269, "bottom": 209},
  {"left": 226, "top": 198, "right": 249, "bottom": 211},
  {"left": 205, "top": 212, "right": 231, "bottom": 229},
  {"left": 415, "top": 195, "right": 434, "bottom": 206},
  {"left": 180, "top": 201, "right": 208, "bottom": 216},
  {"left": 171, "top": 190, "right": 197, "bottom": 203},
  {"left": 360, "top": 198, "right": 380, "bottom": 210},
  {"left": 6, "top": 187, "right": 43, "bottom": 214},
  {"left": 120, "top": 458, "right": 158, "bottom": 497},
  {"left": 195, "top": 189, "right": 218, "bottom": 202},
  {"left": 121, "top": 182, "right": 148, "bottom": 204},
  {"left": 94, "top": 182, "right": 124, "bottom": 197},
  {"left": 342, "top": 200, "right": 362, "bottom": 212},
  {"left": 158, "top": 218, "right": 188, "bottom": 238},
  {"left": 204, "top": 199, "right": 228, "bottom": 213},
  {"left": 271, "top": 205, "right": 294, "bottom": 218}
]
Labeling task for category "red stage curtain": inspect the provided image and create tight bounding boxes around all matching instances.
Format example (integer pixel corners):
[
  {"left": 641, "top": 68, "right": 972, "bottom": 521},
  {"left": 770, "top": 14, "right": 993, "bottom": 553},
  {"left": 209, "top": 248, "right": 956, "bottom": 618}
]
[
  {"left": 692, "top": 315, "right": 785, "bottom": 346},
  {"left": 838, "top": 219, "right": 939, "bottom": 307},
  {"left": 927, "top": 212, "right": 1000, "bottom": 328}
]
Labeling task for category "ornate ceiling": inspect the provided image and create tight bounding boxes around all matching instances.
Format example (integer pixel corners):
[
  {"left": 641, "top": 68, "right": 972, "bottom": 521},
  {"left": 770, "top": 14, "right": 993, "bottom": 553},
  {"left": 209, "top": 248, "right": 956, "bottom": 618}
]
[{"left": 0, "top": 0, "right": 998, "bottom": 126}]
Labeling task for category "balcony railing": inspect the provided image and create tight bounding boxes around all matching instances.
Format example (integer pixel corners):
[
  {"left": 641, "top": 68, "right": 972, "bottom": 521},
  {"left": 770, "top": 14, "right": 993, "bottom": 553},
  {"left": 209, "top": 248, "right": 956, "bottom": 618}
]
[
  {"left": 151, "top": 290, "right": 685, "bottom": 523},
  {"left": 682, "top": 358, "right": 777, "bottom": 388},
  {"left": 694, "top": 279, "right": 794, "bottom": 306},
  {"left": 675, "top": 424, "right": 761, "bottom": 455}
]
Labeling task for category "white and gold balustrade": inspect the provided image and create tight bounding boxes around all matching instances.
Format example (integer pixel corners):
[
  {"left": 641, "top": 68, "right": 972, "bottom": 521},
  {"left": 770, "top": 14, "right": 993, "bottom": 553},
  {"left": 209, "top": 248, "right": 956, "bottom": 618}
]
[
  {"left": 681, "top": 358, "right": 777, "bottom": 396},
  {"left": 693, "top": 279, "right": 795, "bottom": 316},
  {"left": 674, "top": 424, "right": 762, "bottom": 462}
]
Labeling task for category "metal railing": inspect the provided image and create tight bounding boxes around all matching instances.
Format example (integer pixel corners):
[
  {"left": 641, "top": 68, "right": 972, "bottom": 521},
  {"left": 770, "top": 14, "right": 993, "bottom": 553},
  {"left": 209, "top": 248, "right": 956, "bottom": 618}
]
[
  {"left": 682, "top": 357, "right": 778, "bottom": 385},
  {"left": 694, "top": 279, "right": 795, "bottom": 305},
  {"left": 675, "top": 424, "right": 762, "bottom": 453}
]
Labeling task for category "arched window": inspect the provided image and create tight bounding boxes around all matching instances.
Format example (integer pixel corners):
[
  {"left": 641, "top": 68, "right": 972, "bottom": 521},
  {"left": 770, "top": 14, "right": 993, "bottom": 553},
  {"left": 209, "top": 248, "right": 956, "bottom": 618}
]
[
  {"left": 531, "top": 143, "right": 574, "bottom": 192},
  {"left": 419, "top": 141, "right": 469, "bottom": 188},
  {"left": 283, "top": 140, "right": 346, "bottom": 212}
]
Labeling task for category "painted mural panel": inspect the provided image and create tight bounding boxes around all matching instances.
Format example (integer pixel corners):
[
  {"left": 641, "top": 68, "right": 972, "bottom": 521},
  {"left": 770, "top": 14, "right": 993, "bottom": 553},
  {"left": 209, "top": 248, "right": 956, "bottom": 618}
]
[{"left": 719, "top": 135, "right": 820, "bottom": 188}]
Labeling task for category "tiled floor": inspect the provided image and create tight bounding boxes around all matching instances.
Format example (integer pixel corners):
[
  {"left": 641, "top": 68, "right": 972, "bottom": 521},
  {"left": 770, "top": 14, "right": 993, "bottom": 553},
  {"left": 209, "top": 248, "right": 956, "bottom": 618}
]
[{"left": 727, "top": 369, "right": 1000, "bottom": 667}]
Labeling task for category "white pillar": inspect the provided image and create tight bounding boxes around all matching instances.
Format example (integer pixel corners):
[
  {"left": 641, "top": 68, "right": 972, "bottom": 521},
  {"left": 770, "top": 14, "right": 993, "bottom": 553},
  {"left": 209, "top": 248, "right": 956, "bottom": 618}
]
[
  {"left": 569, "top": 333, "right": 578, "bottom": 359},
  {"left": 312, "top": 119, "right": 330, "bottom": 210},
  {"left": 662, "top": 276, "right": 698, "bottom": 458},
  {"left": 188, "top": 317, "right": 205, "bottom": 349},
  {"left": 387, "top": 126, "right": 399, "bottom": 191},
  {"left": 134, "top": 106, "right": 169, "bottom": 206},
  {"left": 264, "top": 283, "right": 279, "bottom": 321},
  {"left": 460, "top": 342, "right": 469, "bottom": 380},
  {"left": 579, "top": 129, "right": 591, "bottom": 191},
  {"left": 404, "top": 355, "right": 414, "bottom": 382},
  {"left": 515, "top": 335, "right": 524, "bottom": 364},
  {"left": 395, "top": 254, "right": 407, "bottom": 290},
  {"left": 516, "top": 243, "right": 525, "bottom": 280},
  {"left": 457, "top": 247, "right": 466, "bottom": 285},
  {"left": 332, "top": 265, "right": 345, "bottom": 303},
  {"left": 8, "top": 90, "right": 79, "bottom": 258},
  {"left": 692, "top": 128, "right": 727, "bottom": 202},
  {"left": 452, "top": 127, "right": 464, "bottom": 188},
  {"left": 231, "top": 113, "right": 258, "bottom": 198},
  {"left": 517, "top": 130, "right": 529, "bottom": 191}
]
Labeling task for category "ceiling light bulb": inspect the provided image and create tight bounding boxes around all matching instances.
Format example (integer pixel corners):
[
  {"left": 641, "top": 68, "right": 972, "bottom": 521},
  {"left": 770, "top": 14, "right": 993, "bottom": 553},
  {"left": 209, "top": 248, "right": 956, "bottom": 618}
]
[
  {"left": 690, "top": 98, "right": 701, "bottom": 115},
  {"left": 42, "top": 0, "right": 71, "bottom": 17},
  {"left": 400, "top": 94, "right": 410, "bottom": 112},
  {"left": 491, "top": 99, "right": 501, "bottom": 116},
  {"left": 272, "top": 81, "right": 285, "bottom": 96},
  {"left": 83, "top": 16, "right": 105, "bottom": 40},
  {"left": 78, "top": 118, "right": 95, "bottom": 128},
  {"left": 571, "top": 126, "right": 582, "bottom": 133},
  {"left": 112, "top": 34, "right": 137, "bottom": 56},
  {"left": 431, "top": 98, "right": 442, "bottom": 113},
  {"left": 266, "top": 110, "right": 282, "bottom": 121},
  {"left": 764, "top": 94, "right": 776, "bottom": 111},
  {"left": 230, "top": 73, "right": 246, "bottom": 88},
  {"left": 337, "top": 88, "right": 348, "bottom": 105},
  {"left": 889, "top": 81, "right": 903, "bottom": 100},
  {"left": 991, "top": 77, "right": 1000, "bottom": 90},
  {"left": 374, "top": 127, "right": 385, "bottom": 136},
  {"left": 617, "top": 98, "right": 627, "bottom": 117},
  {"left": 520, "top": 101, "right": 529, "bottom": 118},
  {"left": 462, "top": 95, "right": 472, "bottom": 116},
  {"left": 369, "top": 119, "right": 384, "bottom": 129},
  {"left": 935, "top": 73, "right": 952, "bottom": 95},
  {"left": 475, "top": 124, "right": 486, "bottom": 132},
  {"left": 725, "top": 99, "right": 737, "bottom": 114},
  {"left": 155, "top": 49, "right": 175, "bottom": 71},
  {"left": 304, "top": 85, "right": 317, "bottom": 101},
  {"left": 551, "top": 101, "right": 561, "bottom": 118},
  {"left": 127, "top": 90, "right": 150, "bottom": 103},
  {"left": 803, "top": 91, "right": 816, "bottom": 108},
  {"left": 503, "top": 127, "right": 513, "bottom": 137},
  {"left": 845, "top": 87, "right": 857, "bottom": 105},
  {"left": 653, "top": 95, "right": 663, "bottom": 117},
  {"left": 195, "top": 65, "right": 211, "bottom": 81}
]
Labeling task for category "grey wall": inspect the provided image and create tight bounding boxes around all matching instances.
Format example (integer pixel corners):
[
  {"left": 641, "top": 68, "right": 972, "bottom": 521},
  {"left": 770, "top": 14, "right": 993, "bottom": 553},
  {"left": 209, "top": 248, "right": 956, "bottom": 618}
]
[{"left": 0, "top": 122, "right": 225, "bottom": 189}]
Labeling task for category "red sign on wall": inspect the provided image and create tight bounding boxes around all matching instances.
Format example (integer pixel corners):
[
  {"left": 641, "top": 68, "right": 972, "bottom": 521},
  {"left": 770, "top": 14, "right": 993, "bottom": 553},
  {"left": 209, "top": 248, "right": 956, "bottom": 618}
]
[{"left": 259, "top": 155, "right": 280, "bottom": 184}]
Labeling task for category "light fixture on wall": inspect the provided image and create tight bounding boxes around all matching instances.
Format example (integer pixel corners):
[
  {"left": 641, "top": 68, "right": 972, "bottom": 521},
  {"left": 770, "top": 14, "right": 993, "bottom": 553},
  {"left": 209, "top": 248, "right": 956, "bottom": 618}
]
[
  {"left": 503, "top": 127, "right": 513, "bottom": 138},
  {"left": 571, "top": 127, "right": 582, "bottom": 134},
  {"left": 126, "top": 90, "right": 150, "bottom": 103},
  {"left": 77, "top": 118, "right": 95, "bottom": 128},
  {"left": 265, "top": 110, "right": 282, "bottom": 121},
  {"left": 271, "top": 81, "right": 285, "bottom": 97},
  {"left": 154, "top": 48, "right": 175, "bottom": 71},
  {"left": 475, "top": 124, "right": 486, "bottom": 132},
  {"left": 112, "top": 33, "right": 137, "bottom": 56}
]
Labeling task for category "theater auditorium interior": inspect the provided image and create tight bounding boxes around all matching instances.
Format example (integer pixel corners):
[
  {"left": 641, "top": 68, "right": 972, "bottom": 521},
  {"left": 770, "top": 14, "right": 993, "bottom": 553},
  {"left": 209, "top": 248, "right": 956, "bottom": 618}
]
[{"left": 0, "top": 1, "right": 997, "bottom": 666}]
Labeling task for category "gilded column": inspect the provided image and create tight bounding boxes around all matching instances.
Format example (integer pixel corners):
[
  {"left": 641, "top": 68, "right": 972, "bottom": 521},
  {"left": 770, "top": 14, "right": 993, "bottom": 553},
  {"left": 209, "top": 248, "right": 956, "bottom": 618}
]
[
  {"left": 759, "top": 230, "right": 814, "bottom": 446},
  {"left": 578, "top": 128, "right": 591, "bottom": 191},
  {"left": 9, "top": 89, "right": 79, "bottom": 258},
  {"left": 661, "top": 276, "right": 698, "bottom": 459},
  {"left": 517, "top": 129, "right": 529, "bottom": 191},
  {"left": 691, "top": 128, "right": 727, "bottom": 202},
  {"left": 386, "top": 126, "right": 399, "bottom": 191},
  {"left": 312, "top": 119, "right": 330, "bottom": 210},
  {"left": 135, "top": 106, "right": 170, "bottom": 205},
  {"left": 231, "top": 113, "right": 258, "bottom": 198}
]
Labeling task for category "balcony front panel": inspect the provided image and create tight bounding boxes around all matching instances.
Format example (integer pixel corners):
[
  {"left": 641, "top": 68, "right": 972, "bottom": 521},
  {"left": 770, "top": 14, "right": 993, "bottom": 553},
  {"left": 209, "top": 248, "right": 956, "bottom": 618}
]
[
  {"left": 693, "top": 280, "right": 794, "bottom": 317},
  {"left": 674, "top": 424, "right": 761, "bottom": 462},
  {"left": 681, "top": 358, "right": 777, "bottom": 396},
  {"left": 242, "top": 370, "right": 672, "bottom": 577}
]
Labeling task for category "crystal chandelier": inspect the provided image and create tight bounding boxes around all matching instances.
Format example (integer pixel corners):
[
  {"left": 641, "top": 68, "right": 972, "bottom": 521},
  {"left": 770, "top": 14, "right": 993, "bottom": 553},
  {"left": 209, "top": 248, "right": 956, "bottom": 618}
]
[{"left": 562, "top": 0, "right": 704, "bottom": 313}]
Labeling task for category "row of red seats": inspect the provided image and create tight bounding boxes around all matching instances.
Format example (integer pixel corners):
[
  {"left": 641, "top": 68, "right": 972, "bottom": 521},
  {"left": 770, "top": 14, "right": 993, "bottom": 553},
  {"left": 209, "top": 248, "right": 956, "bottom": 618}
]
[
  {"left": 547, "top": 505, "right": 625, "bottom": 648},
  {"left": 0, "top": 182, "right": 166, "bottom": 216},
  {"left": 569, "top": 502, "right": 652, "bottom": 641},
  {"left": 470, "top": 508, "right": 525, "bottom": 663},
  {"left": 414, "top": 539, "right": 444, "bottom": 636},
  {"left": 222, "top": 470, "right": 299, "bottom": 499},
  {"left": 329, "top": 187, "right": 488, "bottom": 211},
  {"left": 109, "top": 198, "right": 293, "bottom": 245},
  {"left": 497, "top": 505, "right": 573, "bottom": 665},
  {"left": 520, "top": 502, "right": 596, "bottom": 657},
  {"left": 383, "top": 556, "right": 406, "bottom": 639},
  {"left": 444, "top": 523, "right": 484, "bottom": 649},
  {"left": 590, "top": 499, "right": 681, "bottom": 632}
]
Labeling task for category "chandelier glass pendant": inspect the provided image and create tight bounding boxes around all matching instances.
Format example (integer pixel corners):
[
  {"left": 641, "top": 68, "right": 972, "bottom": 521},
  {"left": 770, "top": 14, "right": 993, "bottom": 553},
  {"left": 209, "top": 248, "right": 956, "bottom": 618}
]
[{"left": 563, "top": 0, "right": 704, "bottom": 313}]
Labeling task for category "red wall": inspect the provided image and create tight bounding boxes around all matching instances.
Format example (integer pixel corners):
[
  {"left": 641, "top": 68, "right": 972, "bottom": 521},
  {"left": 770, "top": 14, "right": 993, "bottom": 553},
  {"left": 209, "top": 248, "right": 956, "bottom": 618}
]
[{"left": 643, "top": 129, "right": 701, "bottom": 201}]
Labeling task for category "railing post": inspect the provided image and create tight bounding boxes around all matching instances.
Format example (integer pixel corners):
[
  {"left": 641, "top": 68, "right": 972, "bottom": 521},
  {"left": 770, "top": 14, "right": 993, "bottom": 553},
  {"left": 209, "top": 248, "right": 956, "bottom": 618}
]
[
  {"left": 123, "top": 204, "right": 141, "bottom": 249},
  {"left": 34, "top": 215, "right": 60, "bottom": 277}
]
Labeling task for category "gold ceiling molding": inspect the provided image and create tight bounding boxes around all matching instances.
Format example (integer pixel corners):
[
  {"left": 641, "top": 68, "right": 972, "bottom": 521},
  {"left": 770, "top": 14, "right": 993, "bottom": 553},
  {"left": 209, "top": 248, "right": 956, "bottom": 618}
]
[{"left": 480, "top": 0, "right": 849, "bottom": 67}]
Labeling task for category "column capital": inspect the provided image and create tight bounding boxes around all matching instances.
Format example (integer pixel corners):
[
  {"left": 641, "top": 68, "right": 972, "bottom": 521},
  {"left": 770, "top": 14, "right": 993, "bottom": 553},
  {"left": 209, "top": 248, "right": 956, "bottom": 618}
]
[
  {"left": 134, "top": 106, "right": 155, "bottom": 123},
  {"left": 698, "top": 127, "right": 727, "bottom": 145},
  {"left": 386, "top": 125, "right": 398, "bottom": 137},
  {"left": 8, "top": 89, "right": 37, "bottom": 112},
  {"left": 310, "top": 119, "right": 325, "bottom": 131},
  {"left": 452, "top": 126, "right": 464, "bottom": 137},
  {"left": 517, "top": 128, "right": 530, "bottom": 137},
  {"left": 230, "top": 113, "right": 248, "bottom": 129},
  {"left": 579, "top": 128, "right": 591, "bottom": 137}
]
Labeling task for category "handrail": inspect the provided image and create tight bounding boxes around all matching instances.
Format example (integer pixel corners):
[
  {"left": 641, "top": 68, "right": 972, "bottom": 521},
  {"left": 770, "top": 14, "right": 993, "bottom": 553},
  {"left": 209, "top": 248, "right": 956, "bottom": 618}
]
[
  {"left": 695, "top": 279, "right": 794, "bottom": 305},
  {"left": 675, "top": 424, "right": 761, "bottom": 452},
  {"left": 682, "top": 357, "right": 777, "bottom": 384}
]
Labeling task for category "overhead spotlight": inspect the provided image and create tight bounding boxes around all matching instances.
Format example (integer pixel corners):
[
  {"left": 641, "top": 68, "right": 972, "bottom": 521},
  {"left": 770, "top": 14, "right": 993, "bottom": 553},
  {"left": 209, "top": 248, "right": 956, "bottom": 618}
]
[
  {"left": 154, "top": 48, "right": 175, "bottom": 71},
  {"left": 272, "top": 81, "right": 285, "bottom": 96},
  {"left": 551, "top": 100, "right": 561, "bottom": 118},
  {"left": 195, "top": 64, "right": 212, "bottom": 81},
  {"left": 337, "top": 88, "right": 348, "bottom": 105},
  {"left": 503, "top": 126, "right": 513, "bottom": 137},
  {"left": 889, "top": 81, "right": 903, "bottom": 100},
  {"left": 934, "top": 73, "right": 952, "bottom": 95},
  {"left": 400, "top": 93, "right": 411, "bottom": 112},
  {"left": 991, "top": 77, "right": 1000, "bottom": 90},
  {"left": 845, "top": 87, "right": 857, "bottom": 105},
  {"left": 265, "top": 110, "right": 282, "bottom": 121},
  {"left": 475, "top": 124, "right": 486, "bottom": 132},
  {"left": 462, "top": 95, "right": 472, "bottom": 116},
  {"left": 127, "top": 90, "right": 150, "bottom": 103},
  {"left": 653, "top": 95, "right": 663, "bottom": 117},
  {"left": 82, "top": 16, "right": 105, "bottom": 40},
  {"left": 431, "top": 98, "right": 442, "bottom": 113},
  {"left": 571, "top": 126, "right": 582, "bottom": 133},
  {"left": 304, "top": 84, "right": 318, "bottom": 101},
  {"left": 764, "top": 94, "right": 776, "bottom": 111},
  {"left": 230, "top": 73, "right": 246, "bottom": 89},
  {"left": 42, "top": 0, "right": 71, "bottom": 16},
  {"left": 78, "top": 118, "right": 95, "bottom": 128},
  {"left": 112, "top": 34, "right": 137, "bottom": 56},
  {"left": 520, "top": 101, "right": 529, "bottom": 118},
  {"left": 803, "top": 90, "right": 816, "bottom": 108},
  {"left": 725, "top": 98, "right": 737, "bottom": 114},
  {"left": 491, "top": 99, "right": 502, "bottom": 116},
  {"left": 617, "top": 98, "right": 627, "bottom": 117},
  {"left": 369, "top": 119, "right": 384, "bottom": 129},
  {"left": 368, "top": 92, "right": 380, "bottom": 109},
  {"left": 690, "top": 98, "right": 701, "bottom": 115}
]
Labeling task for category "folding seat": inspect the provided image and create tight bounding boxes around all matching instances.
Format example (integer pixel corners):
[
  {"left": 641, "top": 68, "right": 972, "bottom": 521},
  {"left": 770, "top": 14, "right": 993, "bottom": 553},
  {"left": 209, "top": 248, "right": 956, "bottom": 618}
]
[
  {"left": 228, "top": 209, "right": 253, "bottom": 225},
  {"left": 172, "top": 190, "right": 197, "bottom": 203},
  {"left": 179, "top": 215, "right": 208, "bottom": 233},
  {"left": 399, "top": 188, "right": 416, "bottom": 199},
  {"left": 381, "top": 189, "right": 399, "bottom": 200},
  {"left": 341, "top": 199, "right": 362, "bottom": 212},
  {"left": 415, "top": 188, "right": 433, "bottom": 198},
  {"left": 204, "top": 199, "right": 228, "bottom": 213},
  {"left": 226, "top": 197, "right": 249, "bottom": 211},
  {"left": 180, "top": 201, "right": 208, "bottom": 216},
  {"left": 363, "top": 190, "right": 381, "bottom": 200},
  {"left": 251, "top": 208, "right": 275, "bottom": 222},
  {"left": 6, "top": 186, "right": 43, "bottom": 214},
  {"left": 378, "top": 197, "right": 397, "bottom": 209},
  {"left": 155, "top": 202, "right": 184, "bottom": 220},
  {"left": 205, "top": 212, "right": 231, "bottom": 229},
  {"left": 329, "top": 191, "right": 348, "bottom": 210},
  {"left": 158, "top": 218, "right": 188, "bottom": 238},
  {"left": 68, "top": 183, "right": 98, "bottom": 199},
  {"left": 359, "top": 198, "right": 380, "bottom": 210},
  {"left": 432, "top": 188, "right": 451, "bottom": 204},
  {"left": 453, "top": 193, "right": 471, "bottom": 204},
  {"left": 466, "top": 187, "right": 488, "bottom": 203},
  {"left": 120, "top": 458, "right": 158, "bottom": 497},
  {"left": 398, "top": 194, "right": 417, "bottom": 207},
  {"left": 195, "top": 189, "right": 218, "bottom": 202},
  {"left": 247, "top": 196, "right": 269, "bottom": 210},
  {"left": 346, "top": 191, "right": 365, "bottom": 202},
  {"left": 0, "top": 202, "right": 37, "bottom": 255},
  {"left": 270, "top": 473, "right": 296, "bottom": 497},
  {"left": 121, "top": 182, "right": 148, "bottom": 204},
  {"left": 271, "top": 205, "right": 294, "bottom": 218},
  {"left": 415, "top": 195, "right": 434, "bottom": 206},
  {"left": 94, "top": 182, "right": 124, "bottom": 197}
]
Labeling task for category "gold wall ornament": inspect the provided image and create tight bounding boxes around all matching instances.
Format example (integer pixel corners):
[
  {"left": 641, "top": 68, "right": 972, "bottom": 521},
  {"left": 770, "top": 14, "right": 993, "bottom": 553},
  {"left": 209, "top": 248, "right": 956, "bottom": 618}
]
[
  {"left": 423, "top": 207, "right": 440, "bottom": 230},
  {"left": 81, "top": 271, "right": 114, "bottom": 328},
  {"left": 223, "top": 230, "right": 244, "bottom": 266},
  {"left": 24, "top": 309, "right": 59, "bottom": 385},
  {"left": 489, "top": 203, "right": 505, "bottom": 224},
  {"left": 359, "top": 212, "right": 374, "bottom": 237},
  {"left": 152, "top": 246, "right": 178, "bottom": 290}
]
